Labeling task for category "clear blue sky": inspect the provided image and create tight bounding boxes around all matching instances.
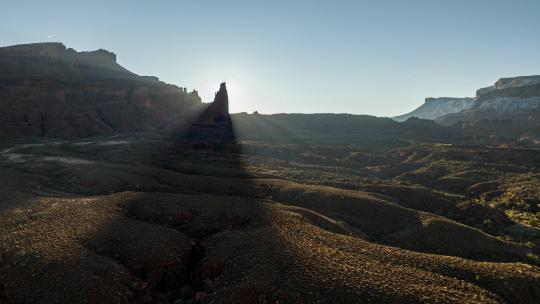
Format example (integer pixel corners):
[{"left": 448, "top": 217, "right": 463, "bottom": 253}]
[{"left": 2, "top": 0, "right": 539, "bottom": 116}]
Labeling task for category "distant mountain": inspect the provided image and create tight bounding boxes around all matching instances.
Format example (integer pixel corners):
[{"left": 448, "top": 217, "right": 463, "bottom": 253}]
[
  {"left": 390, "top": 75, "right": 540, "bottom": 141},
  {"left": 392, "top": 97, "right": 474, "bottom": 122},
  {"left": 437, "top": 75, "right": 540, "bottom": 126},
  {"left": 0, "top": 42, "right": 228, "bottom": 139},
  {"left": 426, "top": 75, "right": 540, "bottom": 141}
]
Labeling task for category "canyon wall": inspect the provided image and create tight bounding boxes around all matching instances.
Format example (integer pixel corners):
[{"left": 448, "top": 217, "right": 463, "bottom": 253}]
[{"left": 0, "top": 43, "right": 225, "bottom": 139}]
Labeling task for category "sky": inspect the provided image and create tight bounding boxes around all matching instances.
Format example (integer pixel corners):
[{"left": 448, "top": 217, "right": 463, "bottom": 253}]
[{"left": 1, "top": 0, "right": 540, "bottom": 116}]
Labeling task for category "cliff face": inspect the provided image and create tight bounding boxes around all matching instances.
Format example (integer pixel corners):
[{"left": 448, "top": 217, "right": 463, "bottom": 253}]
[
  {"left": 392, "top": 97, "right": 474, "bottom": 122},
  {"left": 477, "top": 75, "right": 540, "bottom": 94},
  {"left": 472, "top": 76, "right": 540, "bottom": 113},
  {"left": 0, "top": 42, "right": 122, "bottom": 72},
  {"left": 0, "top": 43, "right": 226, "bottom": 139},
  {"left": 390, "top": 75, "right": 540, "bottom": 138},
  {"left": 436, "top": 75, "right": 540, "bottom": 126},
  {"left": 0, "top": 42, "right": 67, "bottom": 57}
]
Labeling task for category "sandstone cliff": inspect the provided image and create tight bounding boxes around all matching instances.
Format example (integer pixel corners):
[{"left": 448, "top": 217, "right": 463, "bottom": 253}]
[
  {"left": 436, "top": 75, "right": 540, "bottom": 126},
  {"left": 471, "top": 75, "right": 540, "bottom": 113},
  {"left": 0, "top": 42, "right": 226, "bottom": 139},
  {"left": 389, "top": 75, "right": 540, "bottom": 139}
]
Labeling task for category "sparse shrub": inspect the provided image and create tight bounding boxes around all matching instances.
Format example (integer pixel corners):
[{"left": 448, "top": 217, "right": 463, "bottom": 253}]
[
  {"left": 482, "top": 219, "right": 493, "bottom": 230},
  {"left": 335, "top": 220, "right": 346, "bottom": 229},
  {"left": 526, "top": 253, "right": 540, "bottom": 265}
]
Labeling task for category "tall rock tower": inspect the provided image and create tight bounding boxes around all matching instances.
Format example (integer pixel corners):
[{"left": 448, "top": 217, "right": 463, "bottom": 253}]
[
  {"left": 195, "top": 82, "right": 231, "bottom": 125},
  {"left": 212, "top": 82, "right": 230, "bottom": 123},
  {"left": 186, "top": 82, "right": 234, "bottom": 140}
]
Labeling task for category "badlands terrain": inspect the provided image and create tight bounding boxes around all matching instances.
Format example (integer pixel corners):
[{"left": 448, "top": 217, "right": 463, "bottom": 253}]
[
  {"left": 1, "top": 121, "right": 540, "bottom": 303},
  {"left": 1, "top": 43, "right": 540, "bottom": 303}
]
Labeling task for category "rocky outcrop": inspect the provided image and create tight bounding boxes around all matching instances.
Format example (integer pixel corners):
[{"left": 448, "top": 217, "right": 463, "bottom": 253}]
[
  {"left": 392, "top": 97, "right": 474, "bottom": 122},
  {"left": 0, "top": 42, "right": 228, "bottom": 139}
]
